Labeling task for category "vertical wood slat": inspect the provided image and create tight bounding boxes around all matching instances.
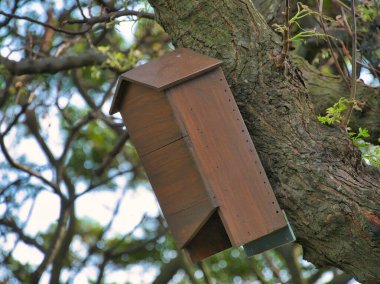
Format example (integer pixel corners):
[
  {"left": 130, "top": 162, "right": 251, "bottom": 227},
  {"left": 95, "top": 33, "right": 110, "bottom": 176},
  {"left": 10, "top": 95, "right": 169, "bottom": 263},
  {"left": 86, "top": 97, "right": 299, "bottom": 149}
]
[{"left": 168, "top": 68, "right": 288, "bottom": 246}]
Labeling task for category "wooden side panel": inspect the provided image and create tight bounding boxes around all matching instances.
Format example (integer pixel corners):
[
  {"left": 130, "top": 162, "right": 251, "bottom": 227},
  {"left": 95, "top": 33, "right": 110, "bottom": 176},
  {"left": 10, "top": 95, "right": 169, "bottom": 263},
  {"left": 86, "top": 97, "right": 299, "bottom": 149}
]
[
  {"left": 184, "top": 211, "right": 232, "bottom": 263},
  {"left": 140, "top": 138, "right": 217, "bottom": 248},
  {"left": 168, "top": 68, "right": 288, "bottom": 246},
  {"left": 120, "top": 83, "right": 183, "bottom": 156}
]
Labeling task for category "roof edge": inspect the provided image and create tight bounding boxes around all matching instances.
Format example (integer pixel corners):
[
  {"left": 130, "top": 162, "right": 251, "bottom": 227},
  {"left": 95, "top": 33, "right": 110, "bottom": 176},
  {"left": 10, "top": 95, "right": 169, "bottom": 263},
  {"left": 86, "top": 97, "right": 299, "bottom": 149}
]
[
  {"left": 109, "top": 48, "right": 223, "bottom": 115},
  {"left": 109, "top": 78, "right": 128, "bottom": 115},
  {"left": 123, "top": 58, "right": 222, "bottom": 92}
]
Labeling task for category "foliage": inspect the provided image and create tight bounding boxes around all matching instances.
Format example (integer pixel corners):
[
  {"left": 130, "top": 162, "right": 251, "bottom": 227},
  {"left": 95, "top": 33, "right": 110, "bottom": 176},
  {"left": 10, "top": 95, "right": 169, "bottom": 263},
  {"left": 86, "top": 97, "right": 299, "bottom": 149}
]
[
  {"left": 318, "top": 98, "right": 380, "bottom": 167},
  {"left": 317, "top": 97, "right": 350, "bottom": 125},
  {"left": 273, "top": 2, "right": 333, "bottom": 42},
  {"left": 349, "top": 128, "right": 380, "bottom": 167}
]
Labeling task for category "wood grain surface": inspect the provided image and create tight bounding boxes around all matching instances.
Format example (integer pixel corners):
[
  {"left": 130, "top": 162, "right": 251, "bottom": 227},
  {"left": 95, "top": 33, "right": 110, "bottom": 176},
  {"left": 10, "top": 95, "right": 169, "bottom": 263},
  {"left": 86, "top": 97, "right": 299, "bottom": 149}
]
[
  {"left": 120, "top": 83, "right": 183, "bottom": 156},
  {"left": 140, "top": 138, "right": 217, "bottom": 248},
  {"left": 168, "top": 68, "right": 288, "bottom": 246}
]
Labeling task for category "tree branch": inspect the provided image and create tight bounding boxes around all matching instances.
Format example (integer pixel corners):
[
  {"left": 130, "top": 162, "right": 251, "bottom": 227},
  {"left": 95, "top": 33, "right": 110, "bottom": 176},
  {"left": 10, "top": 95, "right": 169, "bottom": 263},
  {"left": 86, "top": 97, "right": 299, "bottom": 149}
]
[
  {"left": 0, "top": 10, "right": 91, "bottom": 35},
  {"left": 0, "top": 0, "right": 20, "bottom": 28},
  {"left": 0, "top": 8, "right": 154, "bottom": 36},
  {"left": 276, "top": 244, "right": 304, "bottom": 284},
  {"left": 152, "top": 256, "right": 182, "bottom": 284},
  {"left": 66, "top": 9, "right": 155, "bottom": 25},
  {"left": 341, "top": 0, "right": 358, "bottom": 128},
  {"left": 31, "top": 203, "right": 71, "bottom": 283},
  {"left": 75, "top": 0, "right": 87, "bottom": 20},
  {"left": 94, "top": 130, "right": 130, "bottom": 176},
  {"left": 262, "top": 252, "right": 284, "bottom": 283},
  {"left": 0, "top": 219, "right": 46, "bottom": 253},
  {"left": 49, "top": 205, "right": 76, "bottom": 284},
  {"left": 57, "top": 112, "right": 95, "bottom": 181},
  {"left": 0, "top": 51, "right": 107, "bottom": 75},
  {"left": 25, "top": 109, "right": 57, "bottom": 165},
  {"left": 71, "top": 70, "right": 98, "bottom": 109},
  {"left": 0, "top": 140, "right": 58, "bottom": 192}
]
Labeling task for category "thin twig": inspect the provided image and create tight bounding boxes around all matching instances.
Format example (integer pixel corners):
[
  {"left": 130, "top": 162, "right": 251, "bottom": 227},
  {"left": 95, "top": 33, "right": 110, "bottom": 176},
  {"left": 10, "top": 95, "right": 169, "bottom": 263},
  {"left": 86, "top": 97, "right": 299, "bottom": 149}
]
[
  {"left": 0, "top": 178, "right": 23, "bottom": 195},
  {"left": 66, "top": 9, "right": 155, "bottom": 25},
  {"left": 263, "top": 252, "right": 284, "bottom": 283},
  {"left": 76, "top": 168, "right": 135, "bottom": 198},
  {"left": 0, "top": 8, "right": 153, "bottom": 36},
  {"left": 332, "top": 0, "right": 351, "bottom": 12},
  {"left": 1, "top": 104, "right": 28, "bottom": 136},
  {"left": 339, "top": 40, "right": 380, "bottom": 77},
  {"left": 58, "top": 112, "right": 94, "bottom": 166},
  {"left": 336, "top": 40, "right": 351, "bottom": 76},
  {"left": 0, "top": 0, "right": 20, "bottom": 28},
  {"left": 94, "top": 130, "right": 130, "bottom": 176},
  {"left": 317, "top": 0, "right": 350, "bottom": 89},
  {"left": 341, "top": 0, "right": 357, "bottom": 128},
  {"left": 0, "top": 109, "right": 62, "bottom": 196},
  {"left": 0, "top": 10, "right": 91, "bottom": 35},
  {"left": 76, "top": 0, "right": 87, "bottom": 19},
  {"left": 340, "top": 7, "right": 352, "bottom": 36},
  {"left": 99, "top": 77, "right": 118, "bottom": 107},
  {"left": 0, "top": 219, "right": 46, "bottom": 252},
  {"left": 199, "top": 262, "right": 213, "bottom": 284},
  {"left": 24, "top": 109, "right": 57, "bottom": 165}
]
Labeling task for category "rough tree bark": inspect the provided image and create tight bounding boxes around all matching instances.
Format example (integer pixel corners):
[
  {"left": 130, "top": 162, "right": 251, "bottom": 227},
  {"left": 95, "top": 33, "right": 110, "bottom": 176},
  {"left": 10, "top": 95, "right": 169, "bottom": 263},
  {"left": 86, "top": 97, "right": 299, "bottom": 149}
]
[{"left": 147, "top": 0, "right": 380, "bottom": 283}]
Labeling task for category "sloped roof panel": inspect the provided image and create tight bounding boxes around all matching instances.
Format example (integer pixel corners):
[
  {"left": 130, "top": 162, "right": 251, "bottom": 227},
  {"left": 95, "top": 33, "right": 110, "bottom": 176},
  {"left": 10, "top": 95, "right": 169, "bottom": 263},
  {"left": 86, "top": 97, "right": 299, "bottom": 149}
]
[{"left": 109, "top": 48, "right": 222, "bottom": 114}]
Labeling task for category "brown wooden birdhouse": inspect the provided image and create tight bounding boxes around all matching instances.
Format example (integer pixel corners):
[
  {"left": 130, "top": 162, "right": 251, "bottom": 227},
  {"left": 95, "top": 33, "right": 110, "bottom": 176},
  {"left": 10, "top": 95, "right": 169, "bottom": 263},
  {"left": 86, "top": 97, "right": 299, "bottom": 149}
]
[{"left": 109, "top": 48, "right": 295, "bottom": 262}]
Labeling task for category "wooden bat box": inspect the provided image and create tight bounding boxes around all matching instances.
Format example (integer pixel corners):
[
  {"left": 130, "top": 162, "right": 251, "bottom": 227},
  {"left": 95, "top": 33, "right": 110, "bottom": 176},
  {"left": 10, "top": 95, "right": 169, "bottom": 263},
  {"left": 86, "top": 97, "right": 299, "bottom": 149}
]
[{"left": 109, "top": 48, "right": 295, "bottom": 262}]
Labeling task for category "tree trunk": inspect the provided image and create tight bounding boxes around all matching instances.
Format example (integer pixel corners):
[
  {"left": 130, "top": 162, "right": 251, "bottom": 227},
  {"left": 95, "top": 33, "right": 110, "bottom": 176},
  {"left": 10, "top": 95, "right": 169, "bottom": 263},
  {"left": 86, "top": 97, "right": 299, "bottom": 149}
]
[{"left": 147, "top": 0, "right": 380, "bottom": 283}]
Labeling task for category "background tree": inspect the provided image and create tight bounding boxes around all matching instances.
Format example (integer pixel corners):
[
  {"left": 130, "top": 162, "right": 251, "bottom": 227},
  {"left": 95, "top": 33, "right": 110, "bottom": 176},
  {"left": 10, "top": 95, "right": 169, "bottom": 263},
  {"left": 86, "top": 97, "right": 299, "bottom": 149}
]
[{"left": 0, "top": 0, "right": 379, "bottom": 283}]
